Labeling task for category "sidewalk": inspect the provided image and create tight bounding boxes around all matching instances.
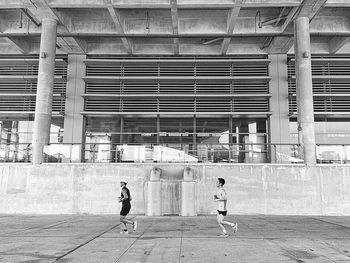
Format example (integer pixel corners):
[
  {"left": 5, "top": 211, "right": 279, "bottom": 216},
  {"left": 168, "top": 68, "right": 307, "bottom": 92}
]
[{"left": 0, "top": 214, "right": 350, "bottom": 262}]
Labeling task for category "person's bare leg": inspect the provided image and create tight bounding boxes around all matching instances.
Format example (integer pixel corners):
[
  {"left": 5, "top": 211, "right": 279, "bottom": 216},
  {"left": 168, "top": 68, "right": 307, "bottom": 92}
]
[
  {"left": 221, "top": 218, "right": 238, "bottom": 233},
  {"left": 123, "top": 217, "right": 134, "bottom": 225},
  {"left": 221, "top": 220, "right": 233, "bottom": 226},
  {"left": 120, "top": 215, "right": 128, "bottom": 231},
  {"left": 217, "top": 214, "right": 227, "bottom": 234}
]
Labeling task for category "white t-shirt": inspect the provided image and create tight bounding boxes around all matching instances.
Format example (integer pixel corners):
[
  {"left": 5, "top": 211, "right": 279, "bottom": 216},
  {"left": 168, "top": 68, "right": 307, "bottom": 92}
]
[{"left": 216, "top": 187, "right": 227, "bottom": 211}]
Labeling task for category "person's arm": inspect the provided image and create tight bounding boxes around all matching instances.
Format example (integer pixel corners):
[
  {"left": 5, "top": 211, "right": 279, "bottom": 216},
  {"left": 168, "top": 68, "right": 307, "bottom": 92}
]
[
  {"left": 119, "top": 189, "right": 129, "bottom": 202},
  {"left": 214, "top": 189, "right": 227, "bottom": 201}
]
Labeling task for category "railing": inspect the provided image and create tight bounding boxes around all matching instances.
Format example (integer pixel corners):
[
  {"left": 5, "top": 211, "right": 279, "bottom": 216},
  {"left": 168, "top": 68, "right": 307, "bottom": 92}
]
[{"left": 0, "top": 142, "right": 349, "bottom": 164}]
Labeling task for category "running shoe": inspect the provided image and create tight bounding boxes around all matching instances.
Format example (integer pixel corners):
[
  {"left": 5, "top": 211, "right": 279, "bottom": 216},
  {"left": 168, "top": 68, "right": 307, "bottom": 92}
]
[
  {"left": 133, "top": 221, "right": 138, "bottom": 231},
  {"left": 120, "top": 230, "right": 129, "bottom": 234},
  {"left": 219, "top": 232, "right": 229, "bottom": 237}
]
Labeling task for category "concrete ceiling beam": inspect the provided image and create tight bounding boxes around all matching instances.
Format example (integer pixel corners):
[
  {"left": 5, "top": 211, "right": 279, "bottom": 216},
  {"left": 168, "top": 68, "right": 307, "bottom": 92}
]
[
  {"left": 0, "top": 0, "right": 348, "bottom": 9},
  {"left": 23, "top": 0, "right": 86, "bottom": 54},
  {"left": 281, "top": 6, "right": 299, "bottom": 32},
  {"left": 3, "top": 32, "right": 350, "bottom": 38},
  {"left": 171, "top": 0, "right": 179, "bottom": 55},
  {"left": 266, "top": 0, "right": 327, "bottom": 54},
  {"left": 325, "top": 0, "right": 350, "bottom": 7},
  {"left": 329, "top": 37, "right": 350, "bottom": 54},
  {"left": 221, "top": 0, "right": 242, "bottom": 55},
  {"left": 4, "top": 37, "right": 30, "bottom": 54},
  {"left": 0, "top": 0, "right": 23, "bottom": 9},
  {"left": 298, "top": 0, "right": 328, "bottom": 19},
  {"left": 36, "top": 0, "right": 301, "bottom": 9},
  {"left": 0, "top": 11, "right": 31, "bottom": 54},
  {"left": 107, "top": 5, "right": 132, "bottom": 54}
]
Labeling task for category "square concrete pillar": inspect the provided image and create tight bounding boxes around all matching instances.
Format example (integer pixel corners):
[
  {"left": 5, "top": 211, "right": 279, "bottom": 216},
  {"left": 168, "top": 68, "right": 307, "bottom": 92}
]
[
  {"left": 63, "top": 55, "right": 86, "bottom": 161},
  {"left": 268, "top": 54, "right": 291, "bottom": 163}
]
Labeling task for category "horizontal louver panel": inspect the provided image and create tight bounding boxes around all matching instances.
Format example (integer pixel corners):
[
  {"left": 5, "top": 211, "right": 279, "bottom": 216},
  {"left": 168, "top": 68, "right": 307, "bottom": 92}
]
[
  {"left": 234, "top": 98, "right": 269, "bottom": 112},
  {"left": 84, "top": 56, "right": 270, "bottom": 115},
  {"left": 0, "top": 97, "right": 65, "bottom": 112},
  {"left": 85, "top": 81, "right": 270, "bottom": 95},
  {"left": 85, "top": 98, "right": 122, "bottom": 112},
  {"left": 0, "top": 55, "right": 67, "bottom": 116},
  {"left": 123, "top": 98, "right": 158, "bottom": 112},
  {"left": 159, "top": 98, "right": 194, "bottom": 112},
  {"left": 288, "top": 55, "right": 350, "bottom": 117},
  {"left": 196, "top": 98, "right": 231, "bottom": 112}
]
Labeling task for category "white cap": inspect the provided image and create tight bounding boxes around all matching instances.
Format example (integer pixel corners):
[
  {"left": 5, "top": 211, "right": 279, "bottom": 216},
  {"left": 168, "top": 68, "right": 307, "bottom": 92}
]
[{"left": 120, "top": 178, "right": 128, "bottom": 184}]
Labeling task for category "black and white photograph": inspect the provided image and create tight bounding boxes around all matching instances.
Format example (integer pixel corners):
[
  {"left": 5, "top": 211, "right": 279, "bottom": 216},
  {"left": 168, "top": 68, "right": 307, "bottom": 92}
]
[{"left": 0, "top": 0, "right": 350, "bottom": 262}]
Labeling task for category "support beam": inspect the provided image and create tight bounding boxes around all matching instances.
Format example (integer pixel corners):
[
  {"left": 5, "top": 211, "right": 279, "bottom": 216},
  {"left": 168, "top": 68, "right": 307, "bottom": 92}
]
[
  {"left": 52, "top": 10, "right": 88, "bottom": 53},
  {"left": 298, "top": 0, "right": 327, "bottom": 18},
  {"left": 25, "top": 0, "right": 86, "bottom": 53},
  {"left": 220, "top": 0, "right": 242, "bottom": 55},
  {"left": 281, "top": 6, "right": 299, "bottom": 32},
  {"left": 36, "top": 1, "right": 303, "bottom": 9},
  {"left": 107, "top": 5, "right": 132, "bottom": 54},
  {"left": 0, "top": 14, "right": 31, "bottom": 54},
  {"left": 20, "top": 8, "right": 41, "bottom": 26},
  {"left": 1, "top": 0, "right": 349, "bottom": 9},
  {"left": 3, "top": 37, "right": 30, "bottom": 54},
  {"left": 294, "top": 17, "right": 316, "bottom": 165},
  {"left": 171, "top": 0, "right": 179, "bottom": 55},
  {"left": 2, "top": 32, "right": 350, "bottom": 38},
  {"left": 266, "top": 0, "right": 327, "bottom": 54},
  {"left": 329, "top": 37, "right": 350, "bottom": 54},
  {"left": 32, "top": 18, "right": 57, "bottom": 164}
]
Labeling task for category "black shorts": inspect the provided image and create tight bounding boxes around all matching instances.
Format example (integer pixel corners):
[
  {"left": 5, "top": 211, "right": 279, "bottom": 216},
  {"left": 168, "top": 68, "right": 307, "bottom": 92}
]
[
  {"left": 217, "top": 210, "right": 227, "bottom": 216},
  {"left": 120, "top": 203, "right": 131, "bottom": 216}
]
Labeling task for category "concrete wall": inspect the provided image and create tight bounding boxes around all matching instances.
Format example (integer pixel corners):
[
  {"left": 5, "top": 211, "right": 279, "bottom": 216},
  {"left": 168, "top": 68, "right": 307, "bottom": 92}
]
[{"left": 1, "top": 164, "right": 350, "bottom": 215}]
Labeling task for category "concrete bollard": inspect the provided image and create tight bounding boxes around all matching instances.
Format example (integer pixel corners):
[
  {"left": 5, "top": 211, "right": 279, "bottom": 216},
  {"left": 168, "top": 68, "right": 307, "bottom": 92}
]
[
  {"left": 147, "top": 167, "right": 162, "bottom": 216},
  {"left": 181, "top": 167, "right": 196, "bottom": 216}
]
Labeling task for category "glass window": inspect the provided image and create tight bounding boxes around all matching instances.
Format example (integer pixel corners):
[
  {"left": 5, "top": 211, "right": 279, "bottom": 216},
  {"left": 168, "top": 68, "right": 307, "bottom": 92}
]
[
  {"left": 0, "top": 118, "right": 64, "bottom": 162},
  {"left": 123, "top": 117, "right": 157, "bottom": 144}
]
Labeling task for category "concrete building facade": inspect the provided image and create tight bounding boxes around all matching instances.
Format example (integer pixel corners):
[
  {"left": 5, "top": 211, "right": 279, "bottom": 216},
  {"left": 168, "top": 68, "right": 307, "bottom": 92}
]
[
  {"left": 1, "top": 0, "right": 350, "bottom": 165},
  {"left": 0, "top": 0, "right": 350, "bottom": 215}
]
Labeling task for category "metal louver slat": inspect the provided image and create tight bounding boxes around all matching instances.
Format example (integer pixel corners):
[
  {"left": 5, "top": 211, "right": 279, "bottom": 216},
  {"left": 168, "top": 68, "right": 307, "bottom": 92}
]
[
  {"left": 0, "top": 55, "right": 68, "bottom": 116},
  {"left": 288, "top": 55, "right": 350, "bottom": 118},
  {"left": 84, "top": 56, "right": 270, "bottom": 115}
]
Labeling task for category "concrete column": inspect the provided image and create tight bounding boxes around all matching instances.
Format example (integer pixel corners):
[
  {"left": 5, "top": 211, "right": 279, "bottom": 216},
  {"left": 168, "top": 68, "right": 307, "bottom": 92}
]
[
  {"left": 268, "top": 54, "right": 291, "bottom": 163},
  {"left": 294, "top": 17, "right": 316, "bottom": 165},
  {"left": 238, "top": 121, "right": 248, "bottom": 163},
  {"left": 63, "top": 55, "right": 86, "bottom": 161},
  {"left": 147, "top": 167, "right": 162, "bottom": 216},
  {"left": 156, "top": 116, "right": 160, "bottom": 144},
  {"left": 32, "top": 19, "right": 58, "bottom": 164},
  {"left": 181, "top": 167, "right": 196, "bottom": 216},
  {"left": 228, "top": 116, "right": 233, "bottom": 163}
]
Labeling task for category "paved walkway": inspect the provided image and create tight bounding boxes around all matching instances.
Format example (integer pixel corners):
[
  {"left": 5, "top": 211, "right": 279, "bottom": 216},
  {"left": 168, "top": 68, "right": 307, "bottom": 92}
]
[{"left": 0, "top": 215, "right": 350, "bottom": 262}]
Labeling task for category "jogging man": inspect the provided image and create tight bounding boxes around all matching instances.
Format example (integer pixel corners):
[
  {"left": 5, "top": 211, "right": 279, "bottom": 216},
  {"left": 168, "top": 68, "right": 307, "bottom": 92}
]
[
  {"left": 119, "top": 178, "right": 137, "bottom": 234},
  {"left": 214, "top": 177, "right": 238, "bottom": 237}
]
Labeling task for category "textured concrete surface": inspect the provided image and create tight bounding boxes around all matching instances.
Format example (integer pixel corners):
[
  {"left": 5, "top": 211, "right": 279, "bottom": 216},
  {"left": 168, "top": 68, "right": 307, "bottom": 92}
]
[
  {"left": 0, "top": 215, "right": 350, "bottom": 263},
  {"left": 2, "top": 0, "right": 350, "bottom": 55},
  {"left": 1, "top": 164, "right": 350, "bottom": 215}
]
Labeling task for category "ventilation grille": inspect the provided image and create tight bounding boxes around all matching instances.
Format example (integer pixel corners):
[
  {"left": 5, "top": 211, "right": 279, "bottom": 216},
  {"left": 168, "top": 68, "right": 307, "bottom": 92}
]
[
  {"left": 84, "top": 56, "right": 270, "bottom": 114},
  {"left": 0, "top": 55, "right": 67, "bottom": 114},
  {"left": 0, "top": 97, "right": 65, "bottom": 112},
  {"left": 288, "top": 55, "right": 350, "bottom": 115}
]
